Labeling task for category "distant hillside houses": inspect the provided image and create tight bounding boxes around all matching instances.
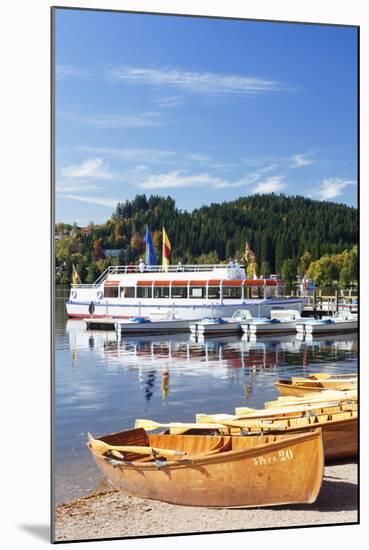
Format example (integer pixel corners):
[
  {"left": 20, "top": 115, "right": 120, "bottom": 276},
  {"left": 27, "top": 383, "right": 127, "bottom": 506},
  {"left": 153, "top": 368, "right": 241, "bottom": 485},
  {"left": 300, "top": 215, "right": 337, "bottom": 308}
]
[{"left": 103, "top": 249, "right": 121, "bottom": 258}]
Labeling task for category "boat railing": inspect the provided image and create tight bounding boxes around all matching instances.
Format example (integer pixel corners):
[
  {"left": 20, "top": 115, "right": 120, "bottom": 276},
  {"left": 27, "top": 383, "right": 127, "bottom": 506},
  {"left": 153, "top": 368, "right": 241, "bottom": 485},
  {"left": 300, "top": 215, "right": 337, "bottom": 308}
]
[
  {"left": 70, "top": 264, "right": 245, "bottom": 288},
  {"left": 104, "top": 263, "right": 238, "bottom": 274}
]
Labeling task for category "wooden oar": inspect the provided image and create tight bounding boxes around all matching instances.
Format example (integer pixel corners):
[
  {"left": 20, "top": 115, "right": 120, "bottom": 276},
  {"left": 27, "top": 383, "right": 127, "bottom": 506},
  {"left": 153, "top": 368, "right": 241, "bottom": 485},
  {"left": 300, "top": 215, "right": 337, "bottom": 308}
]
[
  {"left": 134, "top": 419, "right": 226, "bottom": 434},
  {"left": 87, "top": 433, "right": 187, "bottom": 457}
]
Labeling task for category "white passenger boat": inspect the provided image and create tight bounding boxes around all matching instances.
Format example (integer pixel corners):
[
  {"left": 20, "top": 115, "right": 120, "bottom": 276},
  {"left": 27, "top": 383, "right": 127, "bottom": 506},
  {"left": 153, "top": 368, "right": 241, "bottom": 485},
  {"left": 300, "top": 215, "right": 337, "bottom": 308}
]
[
  {"left": 296, "top": 313, "right": 358, "bottom": 335},
  {"left": 66, "top": 264, "right": 304, "bottom": 320},
  {"left": 242, "top": 309, "right": 303, "bottom": 335},
  {"left": 190, "top": 309, "right": 253, "bottom": 336}
]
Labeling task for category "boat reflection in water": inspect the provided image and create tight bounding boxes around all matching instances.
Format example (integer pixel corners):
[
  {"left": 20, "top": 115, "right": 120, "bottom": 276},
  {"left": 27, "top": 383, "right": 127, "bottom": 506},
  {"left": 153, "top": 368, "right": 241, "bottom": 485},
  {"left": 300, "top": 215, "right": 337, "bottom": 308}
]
[{"left": 66, "top": 319, "right": 357, "bottom": 381}]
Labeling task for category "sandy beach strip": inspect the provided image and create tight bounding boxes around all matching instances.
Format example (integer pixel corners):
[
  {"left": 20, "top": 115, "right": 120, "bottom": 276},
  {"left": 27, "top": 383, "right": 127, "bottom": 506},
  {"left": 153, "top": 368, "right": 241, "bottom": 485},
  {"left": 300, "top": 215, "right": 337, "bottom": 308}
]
[{"left": 55, "top": 461, "right": 358, "bottom": 542}]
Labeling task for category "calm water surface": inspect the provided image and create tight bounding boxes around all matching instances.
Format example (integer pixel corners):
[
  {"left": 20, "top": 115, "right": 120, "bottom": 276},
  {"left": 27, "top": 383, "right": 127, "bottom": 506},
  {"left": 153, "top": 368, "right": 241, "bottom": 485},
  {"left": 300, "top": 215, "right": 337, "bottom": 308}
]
[{"left": 54, "top": 297, "right": 358, "bottom": 504}]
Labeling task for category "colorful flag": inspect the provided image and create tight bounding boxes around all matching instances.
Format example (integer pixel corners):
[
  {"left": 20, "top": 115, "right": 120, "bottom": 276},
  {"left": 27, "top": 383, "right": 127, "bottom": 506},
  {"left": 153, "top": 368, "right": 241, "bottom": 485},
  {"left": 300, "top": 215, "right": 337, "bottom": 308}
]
[
  {"left": 162, "top": 227, "right": 171, "bottom": 272},
  {"left": 72, "top": 264, "right": 81, "bottom": 285},
  {"left": 144, "top": 226, "right": 156, "bottom": 266},
  {"left": 303, "top": 275, "right": 308, "bottom": 291}
]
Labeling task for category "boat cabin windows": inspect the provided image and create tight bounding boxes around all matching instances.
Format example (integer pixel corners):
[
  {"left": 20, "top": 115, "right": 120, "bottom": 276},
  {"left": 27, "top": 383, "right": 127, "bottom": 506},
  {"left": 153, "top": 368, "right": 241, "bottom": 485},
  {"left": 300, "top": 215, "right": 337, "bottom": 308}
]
[
  {"left": 265, "top": 286, "right": 277, "bottom": 298},
  {"left": 189, "top": 287, "right": 206, "bottom": 299},
  {"left": 251, "top": 287, "right": 262, "bottom": 299},
  {"left": 243, "top": 286, "right": 262, "bottom": 299},
  {"left": 104, "top": 286, "right": 119, "bottom": 298},
  {"left": 208, "top": 286, "right": 220, "bottom": 299},
  {"left": 154, "top": 286, "right": 170, "bottom": 299},
  {"left": 171, "top": 286, "right": 188, "bottom": 299},
  {"left": 137, "top": 286, "right": 152, "bottom": 299},
  {"left": 222, "top": 287, "right": 242, "bottom": 300},
  {"left": 120, "top": 287, "right": 135, "bottom": 298}
]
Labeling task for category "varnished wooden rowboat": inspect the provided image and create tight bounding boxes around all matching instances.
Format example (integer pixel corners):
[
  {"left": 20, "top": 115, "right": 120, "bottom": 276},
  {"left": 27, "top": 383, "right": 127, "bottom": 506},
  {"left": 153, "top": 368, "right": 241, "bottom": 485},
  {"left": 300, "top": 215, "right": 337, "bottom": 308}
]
[
  {"left": 275, "top": 373, "right": 357, "bottom": 397},
  {"left": 87, "top": 427, "right": 324, "bottom": 508},
  {"left": 195, "top": 407, "right": 357, "bottom": 461},
  {"left": 264, "top": 389, "right": 357, "bottom": 408},
  {"left": 137, "top": 398, "right": 357, "bottom": 461}
]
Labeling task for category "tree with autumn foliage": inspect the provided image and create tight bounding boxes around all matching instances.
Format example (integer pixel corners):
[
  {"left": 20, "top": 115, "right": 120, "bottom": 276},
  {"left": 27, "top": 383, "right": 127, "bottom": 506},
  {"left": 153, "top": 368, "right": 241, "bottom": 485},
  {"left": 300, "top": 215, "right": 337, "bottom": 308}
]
[{"left": 92, "top": 239, "right": 105, "bottom": 261}]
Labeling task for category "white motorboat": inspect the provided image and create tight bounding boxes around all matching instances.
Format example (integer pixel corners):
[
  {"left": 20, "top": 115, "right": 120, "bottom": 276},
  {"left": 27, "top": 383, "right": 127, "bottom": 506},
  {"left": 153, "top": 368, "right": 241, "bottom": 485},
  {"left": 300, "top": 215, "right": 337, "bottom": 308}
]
[
  {"left": 242, "top": 309, "right": 303, "bottom": 335},
  {"left": 190, "top": 309, "right": 253, "bottom": 336},
  {"left": 296, "top": 312, "right": 358, "bottom": 335}
]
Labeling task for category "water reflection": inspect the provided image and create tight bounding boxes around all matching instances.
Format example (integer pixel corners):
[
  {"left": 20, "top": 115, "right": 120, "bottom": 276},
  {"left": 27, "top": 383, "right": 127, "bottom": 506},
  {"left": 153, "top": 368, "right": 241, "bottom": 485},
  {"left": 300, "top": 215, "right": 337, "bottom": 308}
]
[{"left": 65, "top": 320, "right": 357, "bottom": 375}]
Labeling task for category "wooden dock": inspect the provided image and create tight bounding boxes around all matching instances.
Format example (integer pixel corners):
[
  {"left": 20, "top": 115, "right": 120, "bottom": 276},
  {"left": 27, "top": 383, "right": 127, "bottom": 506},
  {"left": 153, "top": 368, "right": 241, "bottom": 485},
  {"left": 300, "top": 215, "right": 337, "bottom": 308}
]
[{"left": 302, "top": 293, "right": 358, "bottom": 317}]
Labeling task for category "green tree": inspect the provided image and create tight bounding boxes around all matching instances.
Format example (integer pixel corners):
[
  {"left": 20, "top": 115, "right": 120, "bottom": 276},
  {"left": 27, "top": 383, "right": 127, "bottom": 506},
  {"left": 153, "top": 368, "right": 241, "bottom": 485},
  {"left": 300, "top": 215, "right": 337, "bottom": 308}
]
[
  {"left": 298, "top": 251, "right": 312, "bottom": 276},
  {"left": 281, "top": 259, "right": 297, "bottom": 290},
  {"left": 260, "top": 261, "right": 271, "bottom": 278},
  {"left": 86, "top": 263, "right": 98, "bottom": 284}
]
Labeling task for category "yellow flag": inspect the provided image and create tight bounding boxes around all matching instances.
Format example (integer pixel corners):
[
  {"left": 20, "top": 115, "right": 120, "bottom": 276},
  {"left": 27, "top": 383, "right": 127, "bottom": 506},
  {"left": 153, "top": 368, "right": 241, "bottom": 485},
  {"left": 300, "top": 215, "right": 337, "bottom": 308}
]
[
  {"left": 162, "top": 228, "right": 171, "bottom": 272},
  {"left": 72, "top": 263, "right": 81, "bottom": 285}
]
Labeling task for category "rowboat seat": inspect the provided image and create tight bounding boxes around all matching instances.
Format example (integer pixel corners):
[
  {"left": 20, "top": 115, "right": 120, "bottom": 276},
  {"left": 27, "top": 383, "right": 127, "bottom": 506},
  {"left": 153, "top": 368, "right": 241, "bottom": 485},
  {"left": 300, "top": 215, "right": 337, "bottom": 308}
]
[
  {"left": 96, "top": 429, "right": 232, "bottom": 463},
  {"left": 98, "top": 427, "right": 151, "bottom": 461},
  {"left": 148, "top": 433, "right": 231, "bottom": 457}
]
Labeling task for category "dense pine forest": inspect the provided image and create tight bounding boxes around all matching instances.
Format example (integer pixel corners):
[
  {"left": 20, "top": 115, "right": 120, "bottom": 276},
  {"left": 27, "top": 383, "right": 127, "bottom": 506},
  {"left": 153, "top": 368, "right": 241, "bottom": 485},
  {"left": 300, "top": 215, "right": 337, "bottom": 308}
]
[{"left": 55, "top": 193, "right": 358, "bottom": 288}]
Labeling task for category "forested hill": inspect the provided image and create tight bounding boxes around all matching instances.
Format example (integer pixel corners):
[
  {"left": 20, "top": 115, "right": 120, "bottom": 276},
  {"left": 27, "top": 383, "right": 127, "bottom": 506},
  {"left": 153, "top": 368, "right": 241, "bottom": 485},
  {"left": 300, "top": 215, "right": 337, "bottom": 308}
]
[{"left": 55, "top": 193, "right": 357, "bottom": 284}]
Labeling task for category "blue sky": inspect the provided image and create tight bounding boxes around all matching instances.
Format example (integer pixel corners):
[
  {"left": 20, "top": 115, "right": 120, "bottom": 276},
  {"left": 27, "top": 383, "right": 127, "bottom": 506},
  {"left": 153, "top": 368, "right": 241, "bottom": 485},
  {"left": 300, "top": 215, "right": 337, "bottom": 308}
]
[{"left": 55, "top": 9, "right": 358, "bottom": 225}]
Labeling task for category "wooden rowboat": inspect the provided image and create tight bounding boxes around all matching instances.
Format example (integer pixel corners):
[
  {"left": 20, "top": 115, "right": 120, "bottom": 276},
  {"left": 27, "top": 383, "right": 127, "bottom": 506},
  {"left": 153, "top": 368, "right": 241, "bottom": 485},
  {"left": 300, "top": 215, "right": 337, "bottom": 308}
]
[
  {"left": 196, "top": 408, "right": 357, "bottom": 461},
  {"left": 275, "top": 377, "right": 357, "bottom": 397},
  {"left": 137, "top": 400, "right": 357, "bottom": 461},
  {"left": 290, "top": 373, "right": 357, "bottom": 390},
  {"left": 264, "top": 389, "right": 357, "bottom": 409},
  {"left": 87, "top": 428, "right": 324, "bottom": 508},
  {"left": 234, "top": 400, "right": 357, "bottom": 419}
]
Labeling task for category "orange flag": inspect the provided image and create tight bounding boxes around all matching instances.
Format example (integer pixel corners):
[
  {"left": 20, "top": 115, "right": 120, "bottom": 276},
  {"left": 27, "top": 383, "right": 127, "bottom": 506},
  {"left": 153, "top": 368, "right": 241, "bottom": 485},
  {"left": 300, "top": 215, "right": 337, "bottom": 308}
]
[{"left": 162, "top": 227, "right": 171, "bottom": 272}]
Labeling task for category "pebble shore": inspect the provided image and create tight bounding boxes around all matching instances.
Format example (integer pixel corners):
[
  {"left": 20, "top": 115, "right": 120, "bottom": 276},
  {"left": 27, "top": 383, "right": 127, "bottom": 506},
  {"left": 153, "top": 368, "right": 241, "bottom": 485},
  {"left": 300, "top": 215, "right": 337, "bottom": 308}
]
[{"left": 55, "top": 461, "right": 358, "bottom": 542}]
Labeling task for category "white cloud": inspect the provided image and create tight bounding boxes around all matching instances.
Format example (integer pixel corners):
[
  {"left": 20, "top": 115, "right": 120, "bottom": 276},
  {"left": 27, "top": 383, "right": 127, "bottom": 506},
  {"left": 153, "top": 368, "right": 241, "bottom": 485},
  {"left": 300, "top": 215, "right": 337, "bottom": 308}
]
[
  {"left": 315, "top": 178, "right": 356, "bottom": 200},
  {"left": 290, "top": 153, "right": 315, "bottom": 168},
  {"left": 139, "top": 170, "right": 264, "bottom": 190},
  {"left": 155, "top": 95, "right": 184, "bottom": 108},
  {"left": 78, "top": 146, "right": 176, "bottom": 162},
  {"left": 78, "top": 146, "right": 213, "bottom": 166},
  {"left": 252, "top": 176, "right": 286, "bottom": 194},
  {"left": 59, "top": 111, "right": 161, "bottom": 129},
  {"left": 139, "top": 171, "right": 223, "bottom": 190},
  {"left": 110, "top": 66, "right": 292, "bottom": 95},
  {"left": 186, "top": 154, "right": 210, "bottom": 162},
  {"left": 62, "top": 195, "right": 119, "bottom": 207},
  {"left": 56, "top": 182, "right": 101, "bottom": 193},
  {"left": 83, "top": 112, "right": 161, "bottom": 129},
  {"left": 56, "top": 65, "right": 90, "bottom": 80},
  {"left": 61, "top": 159, "right": 113, "bottom": 179}
]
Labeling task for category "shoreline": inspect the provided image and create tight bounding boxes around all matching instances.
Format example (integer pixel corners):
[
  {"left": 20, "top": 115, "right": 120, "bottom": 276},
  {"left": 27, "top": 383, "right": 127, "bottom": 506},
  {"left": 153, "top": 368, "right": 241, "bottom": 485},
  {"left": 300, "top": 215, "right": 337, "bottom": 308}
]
[{"left": 55, "top": 461, "right": 358, "bottom": 542}]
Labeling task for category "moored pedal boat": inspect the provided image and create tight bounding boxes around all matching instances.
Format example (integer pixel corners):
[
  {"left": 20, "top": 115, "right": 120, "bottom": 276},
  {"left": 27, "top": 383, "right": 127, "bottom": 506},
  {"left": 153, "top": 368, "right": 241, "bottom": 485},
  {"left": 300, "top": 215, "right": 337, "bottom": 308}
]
[
  {"left": 190, "top": 309, "right": 253, "bottom": 336},
  {"left": 114, "top": 316, "right": 194, "bottom": 334},
  {"left": 242, "top": 310, "right": 303, "bottom": 335},
  {"left": 296, "top": 314, "right": 357, "bottom": 335},
  {"left": 87, "top": 427, "right": 324, "bottom": 508}
]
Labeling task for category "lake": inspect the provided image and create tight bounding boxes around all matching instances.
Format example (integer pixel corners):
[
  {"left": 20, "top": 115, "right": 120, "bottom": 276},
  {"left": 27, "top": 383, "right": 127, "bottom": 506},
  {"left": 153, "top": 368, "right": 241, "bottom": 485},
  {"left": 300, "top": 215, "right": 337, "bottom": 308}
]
[{"left": 54, "top": 296, "right": 358, "bottom": 504}]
